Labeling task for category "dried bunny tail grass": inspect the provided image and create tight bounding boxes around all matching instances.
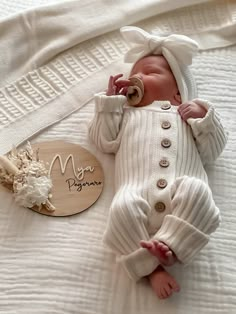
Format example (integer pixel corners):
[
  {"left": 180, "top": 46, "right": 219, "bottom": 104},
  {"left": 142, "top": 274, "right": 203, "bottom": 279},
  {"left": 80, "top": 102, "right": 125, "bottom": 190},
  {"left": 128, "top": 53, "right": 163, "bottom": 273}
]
[
  {"left": 45, "top": 199, "right": 56, "bottom": 212},
  {"left": 0, "top": 155, "right": 19, "bottom": 175},
  {"left": 0, "top": 171, "right": 14, "bottom": 187},
  {"left": 7, "top": 142, "right": 35, "bottom": 171}
]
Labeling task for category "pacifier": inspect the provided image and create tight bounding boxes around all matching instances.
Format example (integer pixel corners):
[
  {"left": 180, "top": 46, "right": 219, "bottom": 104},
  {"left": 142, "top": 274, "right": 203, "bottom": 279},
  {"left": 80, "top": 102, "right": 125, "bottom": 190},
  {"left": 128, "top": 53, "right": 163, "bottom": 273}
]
[{"left": 126, "top": 76, "right": 144, "bottom": 106}]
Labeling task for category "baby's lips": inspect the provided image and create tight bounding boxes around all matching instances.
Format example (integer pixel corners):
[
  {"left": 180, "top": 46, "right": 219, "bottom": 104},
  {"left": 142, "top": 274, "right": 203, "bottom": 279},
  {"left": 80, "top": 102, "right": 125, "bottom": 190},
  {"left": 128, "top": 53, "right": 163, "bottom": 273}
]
[{"left": 126, "top": 76, "right": 144, "bottom": 106}]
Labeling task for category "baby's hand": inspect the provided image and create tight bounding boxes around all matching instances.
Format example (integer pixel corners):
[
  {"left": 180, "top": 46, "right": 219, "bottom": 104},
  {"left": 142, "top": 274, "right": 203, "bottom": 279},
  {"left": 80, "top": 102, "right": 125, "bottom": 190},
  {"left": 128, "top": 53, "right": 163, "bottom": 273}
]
[
  {"left": 178, "top": 101, "right": 207, "bottom": 122},
  {"left": 106, "top": 74, "right": 133, "bottom": 96}
]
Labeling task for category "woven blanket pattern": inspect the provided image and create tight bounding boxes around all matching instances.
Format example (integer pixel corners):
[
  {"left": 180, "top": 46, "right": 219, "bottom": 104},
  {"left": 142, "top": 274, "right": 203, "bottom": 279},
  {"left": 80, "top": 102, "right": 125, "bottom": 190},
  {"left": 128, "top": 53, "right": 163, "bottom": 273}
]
[
  {"left": 0, "top": 32, "right": 128, "bottom": 130},
  {"left": 0, "top": 0, "right": 235, "bottom": 155}
]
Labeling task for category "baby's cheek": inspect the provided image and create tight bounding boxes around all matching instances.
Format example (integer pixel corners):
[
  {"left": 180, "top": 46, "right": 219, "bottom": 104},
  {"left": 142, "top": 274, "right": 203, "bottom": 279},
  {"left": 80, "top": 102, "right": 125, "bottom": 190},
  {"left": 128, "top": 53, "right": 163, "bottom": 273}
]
[{"left": 143, "top": 91, "right": 155, "bottom": 106}]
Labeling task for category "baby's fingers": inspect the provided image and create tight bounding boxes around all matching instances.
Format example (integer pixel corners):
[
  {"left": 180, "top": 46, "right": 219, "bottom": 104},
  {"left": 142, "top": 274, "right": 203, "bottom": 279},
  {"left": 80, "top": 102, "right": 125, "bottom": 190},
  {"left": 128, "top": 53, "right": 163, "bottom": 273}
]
[
  {"left": 178, "top": 103, "right": 191, "bottom": 121},
  {"left": 178, "top": 108, "right": 192, "bottom": 121},
  {"left": 106, "top": 76, "right": 114, "bottom": 95},
  {"left": 113, "top": 73, "right": 123, "bottom": 83},
  {"left": 107, "top": 74, "right": 124, "bottom": 95},
  {"left": 115, "top": 79, "right": 133, "bottom": 88},
  {"left": 119, "top": 86, "right": 128, "bottom": 96},
  {"left": 115, "top": 79, "right": 133, "bottom": 95}
]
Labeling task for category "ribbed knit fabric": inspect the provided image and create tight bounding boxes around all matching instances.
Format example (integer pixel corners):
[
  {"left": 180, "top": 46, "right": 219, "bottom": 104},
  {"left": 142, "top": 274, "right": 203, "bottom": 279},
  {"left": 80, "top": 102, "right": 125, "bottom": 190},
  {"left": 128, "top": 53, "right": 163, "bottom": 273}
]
[
  {"left": 155, "top": 176, "right": 220, "bottom": 264},
  {"left": 89, "top": 95, "right": 227, "bottom": 281}
]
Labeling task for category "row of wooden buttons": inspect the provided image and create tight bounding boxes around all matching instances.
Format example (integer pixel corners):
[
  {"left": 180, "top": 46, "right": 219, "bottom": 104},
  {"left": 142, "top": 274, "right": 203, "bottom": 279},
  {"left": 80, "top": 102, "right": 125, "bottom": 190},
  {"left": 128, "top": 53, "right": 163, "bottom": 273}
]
[{"left": 155, "top": 104, "right": 172, "bottom": 212}]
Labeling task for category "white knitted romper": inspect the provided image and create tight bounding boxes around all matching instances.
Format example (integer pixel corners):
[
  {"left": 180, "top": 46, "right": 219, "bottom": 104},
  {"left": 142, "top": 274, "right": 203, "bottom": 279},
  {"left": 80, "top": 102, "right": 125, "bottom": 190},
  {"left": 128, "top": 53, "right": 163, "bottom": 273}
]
[{"left": 89, "top": 93, "right": 227, "bottom": 281}]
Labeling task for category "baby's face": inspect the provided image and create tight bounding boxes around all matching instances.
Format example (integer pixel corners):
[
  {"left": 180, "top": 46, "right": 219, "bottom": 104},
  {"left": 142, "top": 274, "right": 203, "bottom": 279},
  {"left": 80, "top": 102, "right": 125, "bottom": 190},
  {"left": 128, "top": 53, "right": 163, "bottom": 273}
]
[{"left": 129, "top": 55, "right": 181, "bottom": 107}]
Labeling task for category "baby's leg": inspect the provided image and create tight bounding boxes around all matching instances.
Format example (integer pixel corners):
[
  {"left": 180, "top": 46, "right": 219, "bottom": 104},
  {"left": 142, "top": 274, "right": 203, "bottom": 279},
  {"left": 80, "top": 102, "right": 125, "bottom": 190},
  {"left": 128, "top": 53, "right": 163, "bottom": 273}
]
[
  {"left": 151, "top": 176, "right": 220, "bottom": 264},
  {"left": 103, "top": 187, "right": 150, "bottom": 255},
  {"left": 140, "top": 240, "right": 177, "bottom": 266},
  {"left": 148, "top": 265, "right": 180, "bottom": 299},
  {"left": 104, "top": 188, "right": 179, "bottom": 296},
  {"left": 103, "top": 188, "right": 160, "bottom": 280}
]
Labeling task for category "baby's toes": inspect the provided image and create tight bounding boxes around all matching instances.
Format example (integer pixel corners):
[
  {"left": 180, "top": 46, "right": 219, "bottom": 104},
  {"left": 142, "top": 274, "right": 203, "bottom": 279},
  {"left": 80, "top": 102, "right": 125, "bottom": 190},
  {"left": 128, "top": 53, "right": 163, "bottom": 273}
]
[
  {"left": 169, "top": 279, "right": 180, "bottom": 292},
  {"left": 157, "top": 287, "right": 164, "bottom": 299},
  {"left": 140, "top": 240, "right": 152, "bottom": 249},
  {"left": 164, "top": 284, "right": 173, "bottom": 298},
  {"left": 160, "top": 285, "right": 172, "bottom": 299},
  {"left": 160, "top": 242, "right": 169, "bottom": 252},
  {"left": 153, "top": 241, "right": 166, "bottom": 253}
]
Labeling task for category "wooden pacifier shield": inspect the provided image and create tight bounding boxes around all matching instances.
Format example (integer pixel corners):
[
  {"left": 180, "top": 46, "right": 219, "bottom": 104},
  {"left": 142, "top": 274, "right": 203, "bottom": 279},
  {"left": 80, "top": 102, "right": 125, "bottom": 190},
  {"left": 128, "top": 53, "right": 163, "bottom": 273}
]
[
  {"left": 31, "top": 141, "right": 104, "bottom": 217},
  {"left": 126, "top": 76, "right": 144, "bottom": 106}
]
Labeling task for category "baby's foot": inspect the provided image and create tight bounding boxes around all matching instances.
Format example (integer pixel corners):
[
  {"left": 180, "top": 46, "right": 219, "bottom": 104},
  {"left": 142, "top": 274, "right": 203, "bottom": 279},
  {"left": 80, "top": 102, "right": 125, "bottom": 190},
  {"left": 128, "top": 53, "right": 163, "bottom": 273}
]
[
  {"left": 149, "top": 265, "right": 180, "bottom": 299},
  {"left": 140, "top": 240, "right": 177, "bottom": 266}
]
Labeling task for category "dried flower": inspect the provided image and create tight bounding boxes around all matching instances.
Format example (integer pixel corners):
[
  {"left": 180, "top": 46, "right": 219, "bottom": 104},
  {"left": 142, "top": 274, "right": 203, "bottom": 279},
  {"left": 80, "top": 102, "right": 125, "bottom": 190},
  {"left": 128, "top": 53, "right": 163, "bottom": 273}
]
[{"left": 0, "top": 142, "right": 55, "bottom": 212}]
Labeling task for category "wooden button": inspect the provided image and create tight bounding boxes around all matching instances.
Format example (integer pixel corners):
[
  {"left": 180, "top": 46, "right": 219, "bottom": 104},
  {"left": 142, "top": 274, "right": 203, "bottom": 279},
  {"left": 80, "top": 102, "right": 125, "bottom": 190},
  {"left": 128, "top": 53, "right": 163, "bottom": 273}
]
[
  {"left": 161, "top": 121, "right": 171, "bottom": 129},
  {"left": 157, "top": 179, "right": 167, "bottom": 189},
  {"left": 161, "top": 139, "right": 171, "bottom": 148},
  {"left": 159, "top": 159, "right": 169, "bottom": 168},
  {"left": 161, "top": 103, "right": 171, "bottom": 110},
  {"left": 155, "top": 202, "right": 166, "bottom": 212}
]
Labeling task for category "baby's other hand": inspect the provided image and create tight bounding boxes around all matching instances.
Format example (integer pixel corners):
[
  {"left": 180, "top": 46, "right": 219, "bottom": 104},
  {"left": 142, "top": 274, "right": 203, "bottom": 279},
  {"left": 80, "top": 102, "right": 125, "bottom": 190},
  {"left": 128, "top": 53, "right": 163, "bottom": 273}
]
[
  {"left": 178, "top": 101, "right": 207, "bottom": 122},
  {"left": 106, "top": 74, "right": 133, "bottom": 96}
]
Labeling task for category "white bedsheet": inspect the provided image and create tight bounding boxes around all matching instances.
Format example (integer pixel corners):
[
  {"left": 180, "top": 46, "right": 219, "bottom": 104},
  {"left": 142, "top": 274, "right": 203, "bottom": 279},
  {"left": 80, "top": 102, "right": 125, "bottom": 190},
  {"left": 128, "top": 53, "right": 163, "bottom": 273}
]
[{"left": 0, "top": 1, "right": 236, "bottom": 313}]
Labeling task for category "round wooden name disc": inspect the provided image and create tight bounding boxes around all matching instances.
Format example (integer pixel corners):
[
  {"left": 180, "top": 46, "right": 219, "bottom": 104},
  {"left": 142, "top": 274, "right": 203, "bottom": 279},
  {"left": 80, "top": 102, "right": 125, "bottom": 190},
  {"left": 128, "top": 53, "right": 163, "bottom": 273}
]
[{"left": 31, "top": 141, "right": 104, "bottom": 217}]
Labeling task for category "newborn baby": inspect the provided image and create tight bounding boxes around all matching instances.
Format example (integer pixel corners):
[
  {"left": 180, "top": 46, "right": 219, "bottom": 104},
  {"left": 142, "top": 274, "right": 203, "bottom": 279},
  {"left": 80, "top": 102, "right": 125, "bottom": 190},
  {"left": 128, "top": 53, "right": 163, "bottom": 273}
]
[{"left": 89, "top": 26, "right": 227, "bottom": 299}]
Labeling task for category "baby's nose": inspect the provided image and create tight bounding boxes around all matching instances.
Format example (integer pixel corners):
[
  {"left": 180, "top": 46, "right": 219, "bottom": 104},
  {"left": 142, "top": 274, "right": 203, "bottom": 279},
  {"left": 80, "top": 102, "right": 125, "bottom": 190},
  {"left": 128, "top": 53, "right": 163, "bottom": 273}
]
[{"left": 126, "top": 75, "right": 144, "bottom": 106}]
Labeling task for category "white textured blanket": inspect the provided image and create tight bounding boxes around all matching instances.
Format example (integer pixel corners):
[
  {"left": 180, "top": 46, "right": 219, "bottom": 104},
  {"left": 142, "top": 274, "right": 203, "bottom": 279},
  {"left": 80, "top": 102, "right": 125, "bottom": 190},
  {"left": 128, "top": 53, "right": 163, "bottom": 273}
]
[
  {"left": 0, "top": 0, "right": 236, "bottom": 155},
  {"left": 0, "top": 1, "right": 236, "bottom": 313}
]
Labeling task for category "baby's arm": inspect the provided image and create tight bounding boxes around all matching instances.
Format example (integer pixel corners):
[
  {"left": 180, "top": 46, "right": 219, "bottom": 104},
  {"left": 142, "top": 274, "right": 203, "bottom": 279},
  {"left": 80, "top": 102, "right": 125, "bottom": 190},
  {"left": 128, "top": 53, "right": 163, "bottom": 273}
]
[
  {"left": 89, "top": 74, "right": 129, "bottom": 154},
  {"left": 178, "top": 99, "right": 227, "bottom": 164}
]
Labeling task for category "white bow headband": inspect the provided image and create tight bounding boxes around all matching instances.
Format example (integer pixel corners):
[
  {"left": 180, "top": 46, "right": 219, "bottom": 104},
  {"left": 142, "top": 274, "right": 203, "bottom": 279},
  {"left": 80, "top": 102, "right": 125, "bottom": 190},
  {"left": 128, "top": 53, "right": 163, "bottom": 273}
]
[
  {"left": 120, "top": 26, "right": 199, "bottom": 102},
  {"left": 120, "top": 26, "right": 199, "bottom": 65}
]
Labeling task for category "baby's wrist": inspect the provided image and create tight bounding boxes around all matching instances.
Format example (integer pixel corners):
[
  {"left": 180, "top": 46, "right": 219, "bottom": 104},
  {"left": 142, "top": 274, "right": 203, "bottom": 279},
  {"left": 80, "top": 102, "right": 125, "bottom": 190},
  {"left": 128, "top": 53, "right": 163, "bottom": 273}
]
[{"left": 95, "top": 93, "right": 126, "bottom": 113}]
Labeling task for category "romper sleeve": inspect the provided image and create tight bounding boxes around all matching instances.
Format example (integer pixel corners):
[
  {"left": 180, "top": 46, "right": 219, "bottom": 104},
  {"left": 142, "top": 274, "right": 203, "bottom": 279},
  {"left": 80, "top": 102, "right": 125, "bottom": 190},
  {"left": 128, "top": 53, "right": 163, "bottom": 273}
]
[
  {"left": 187, "top": 99, "right": 228, "bottom": 165},
  {"left": 88, "top": 92, "right": 127, "bottom": 154}
]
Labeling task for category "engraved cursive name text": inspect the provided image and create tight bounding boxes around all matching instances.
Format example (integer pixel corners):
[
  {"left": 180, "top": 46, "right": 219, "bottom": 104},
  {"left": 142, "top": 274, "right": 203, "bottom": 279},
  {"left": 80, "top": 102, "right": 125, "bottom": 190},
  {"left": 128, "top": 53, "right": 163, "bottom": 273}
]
[{"left": 66, "top": 178, "right": 102, "bottom": 192}]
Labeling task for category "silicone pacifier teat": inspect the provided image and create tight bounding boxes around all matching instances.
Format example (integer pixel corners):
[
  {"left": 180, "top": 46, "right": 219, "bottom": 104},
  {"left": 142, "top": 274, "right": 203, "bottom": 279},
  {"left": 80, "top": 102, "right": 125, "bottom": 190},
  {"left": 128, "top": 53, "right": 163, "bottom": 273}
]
[{"left": 126, "top": 76, "right": 144, "bottom": 106}]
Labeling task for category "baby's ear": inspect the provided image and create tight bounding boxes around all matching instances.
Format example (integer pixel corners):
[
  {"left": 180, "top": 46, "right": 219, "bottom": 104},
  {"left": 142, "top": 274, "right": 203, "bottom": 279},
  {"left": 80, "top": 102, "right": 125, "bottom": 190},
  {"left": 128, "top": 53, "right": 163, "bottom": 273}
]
[{"left": 174, "top": 91, "right": 181, "bottom": 104}]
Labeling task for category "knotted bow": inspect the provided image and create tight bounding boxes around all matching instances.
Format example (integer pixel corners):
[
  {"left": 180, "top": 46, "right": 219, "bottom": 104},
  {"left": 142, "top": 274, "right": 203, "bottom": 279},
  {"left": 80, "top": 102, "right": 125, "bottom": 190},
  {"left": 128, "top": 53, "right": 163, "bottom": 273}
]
[{"left": 120, "top": 26, "right": 199, "bottom": 65}]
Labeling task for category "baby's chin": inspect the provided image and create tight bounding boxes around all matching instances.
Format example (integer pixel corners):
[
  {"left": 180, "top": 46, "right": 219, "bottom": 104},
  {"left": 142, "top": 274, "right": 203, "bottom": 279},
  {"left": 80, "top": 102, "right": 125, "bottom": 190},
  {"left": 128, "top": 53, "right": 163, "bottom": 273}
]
[
  {"left": 132, "top": 98, "right": 164, "bottom": 107},
  {"left": 132, "top": 102, "right": 148, "bottom": 107},
  {"left": 133, "top": 96, "right": 181, "bottom": 107},
  {"left": 132, "top": 96, "right": 154, "bottom": 107}
]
